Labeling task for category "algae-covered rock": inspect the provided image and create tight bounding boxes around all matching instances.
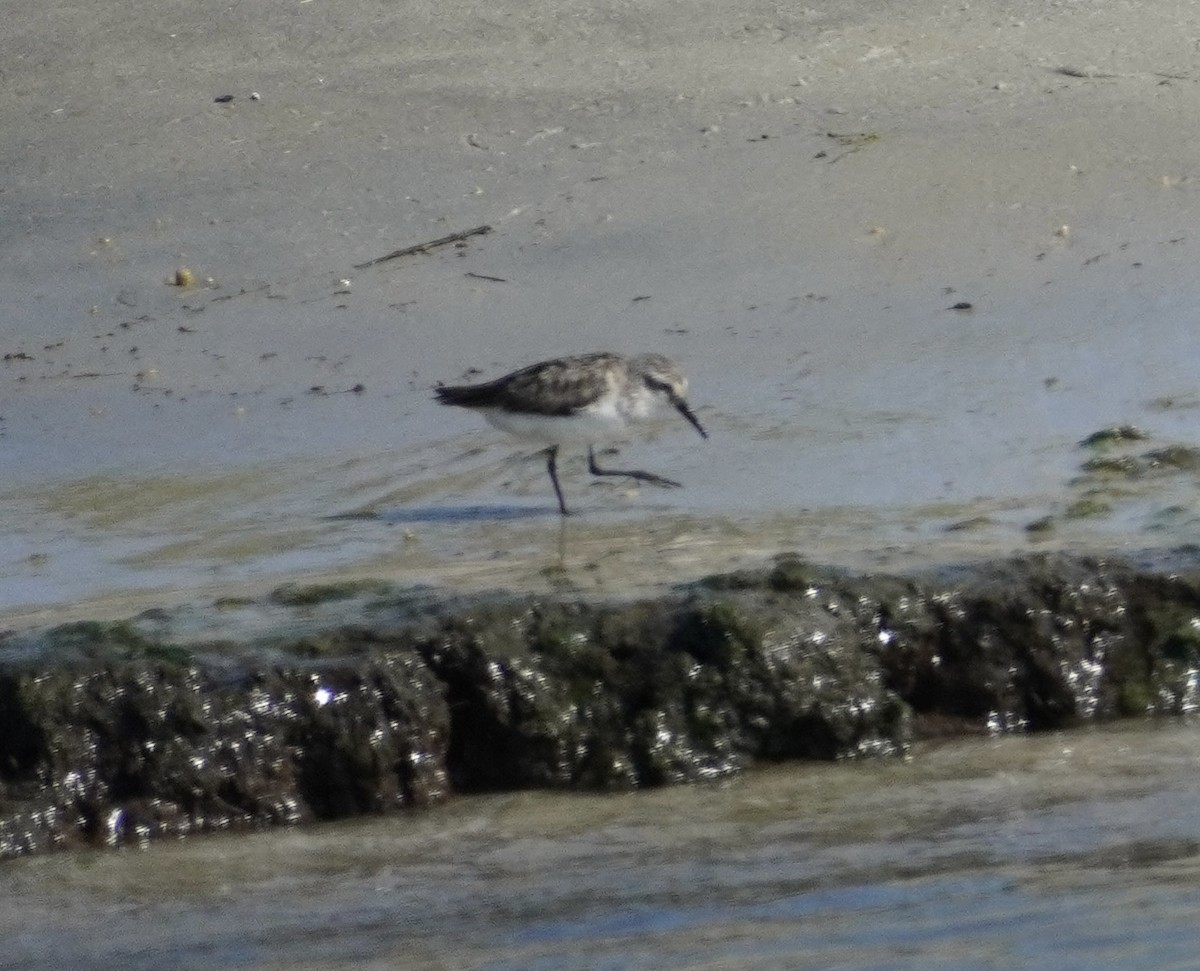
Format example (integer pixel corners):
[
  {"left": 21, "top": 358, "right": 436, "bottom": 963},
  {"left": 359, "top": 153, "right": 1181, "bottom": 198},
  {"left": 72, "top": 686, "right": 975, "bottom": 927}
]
[
  {"left": 4, "top": 551, "right": 1200, "bottom": 858},
  {"left": 0, "top": 629, "right": 450, "bottom": 857},
  {"left": 417, "top": 589, "right": 911, "bottom": 794},
  {"left": 869, "top": 555, "right": 1200, "bottom": 731}
]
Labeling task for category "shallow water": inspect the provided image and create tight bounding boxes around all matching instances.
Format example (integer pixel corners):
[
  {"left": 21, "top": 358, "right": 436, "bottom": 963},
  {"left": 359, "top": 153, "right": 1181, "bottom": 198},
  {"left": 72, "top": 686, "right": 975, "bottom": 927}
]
[{"left": 6, "top": 721, "right": 1200, "bottom": 970}]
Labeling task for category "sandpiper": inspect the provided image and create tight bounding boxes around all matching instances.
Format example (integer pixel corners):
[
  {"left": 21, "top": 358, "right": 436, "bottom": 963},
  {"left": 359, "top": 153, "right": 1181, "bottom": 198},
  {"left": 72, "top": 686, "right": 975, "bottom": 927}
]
[{"left": 434, "top": 352, "right": 708, "bottom": 514}]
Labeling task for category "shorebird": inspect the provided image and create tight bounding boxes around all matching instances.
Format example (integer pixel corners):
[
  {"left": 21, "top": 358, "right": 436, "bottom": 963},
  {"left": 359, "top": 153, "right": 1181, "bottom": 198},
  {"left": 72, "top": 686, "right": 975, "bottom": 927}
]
[{"left": 434, "top": 352, "right": 708, "bottom": 514}]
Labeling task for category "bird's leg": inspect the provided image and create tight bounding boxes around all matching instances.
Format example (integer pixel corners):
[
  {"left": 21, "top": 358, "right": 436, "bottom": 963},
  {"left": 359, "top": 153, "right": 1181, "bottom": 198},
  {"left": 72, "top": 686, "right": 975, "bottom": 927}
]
[
  {"left": 587, "top": 446, "right": 682, "bottom": 488},
  {"left": 545, "top": 445, "right": 571, "bottom": 515}
]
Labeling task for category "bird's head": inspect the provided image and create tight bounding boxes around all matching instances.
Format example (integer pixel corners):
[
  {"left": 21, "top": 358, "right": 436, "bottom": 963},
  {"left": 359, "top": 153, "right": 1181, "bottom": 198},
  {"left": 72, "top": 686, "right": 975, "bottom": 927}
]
[{"left": 636, "top": 355, "right": 708, "bottom": 440}]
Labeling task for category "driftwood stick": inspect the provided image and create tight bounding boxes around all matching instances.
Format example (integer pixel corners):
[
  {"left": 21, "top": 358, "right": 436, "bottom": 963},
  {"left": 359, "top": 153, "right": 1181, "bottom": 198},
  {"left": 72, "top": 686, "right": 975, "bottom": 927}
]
[{"left": 353, "top": 225, "right": 493, "bottom": 269}]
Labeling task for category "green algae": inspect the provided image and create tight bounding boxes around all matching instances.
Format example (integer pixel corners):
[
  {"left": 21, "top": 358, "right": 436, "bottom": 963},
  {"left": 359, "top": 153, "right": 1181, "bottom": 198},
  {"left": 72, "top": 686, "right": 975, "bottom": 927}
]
[
  {"left": 270, "top": 579, "right": 396, "bottom": 607},
  {"left": 1079, "top": 425, "right": 1148, "bottom": 449},
  {"left": 1065, "top": 496, "right": 1113, "bottom": 520},
  {"left": 1145, "top": 445, "right": 1200, "bottom": 471}
]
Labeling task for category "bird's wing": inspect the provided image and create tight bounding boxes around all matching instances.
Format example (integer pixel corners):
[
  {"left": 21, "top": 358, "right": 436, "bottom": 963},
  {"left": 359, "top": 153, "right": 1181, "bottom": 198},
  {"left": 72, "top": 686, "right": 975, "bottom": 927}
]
[{"left": 494, "top": 354, "right": 619, "bottom": 415}]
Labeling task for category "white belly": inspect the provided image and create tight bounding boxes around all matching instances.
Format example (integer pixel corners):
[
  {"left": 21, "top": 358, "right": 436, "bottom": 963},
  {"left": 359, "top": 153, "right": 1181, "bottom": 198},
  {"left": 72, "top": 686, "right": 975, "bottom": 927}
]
[{"left": 480, "top": 402, "right": 633, "bottom": 444}]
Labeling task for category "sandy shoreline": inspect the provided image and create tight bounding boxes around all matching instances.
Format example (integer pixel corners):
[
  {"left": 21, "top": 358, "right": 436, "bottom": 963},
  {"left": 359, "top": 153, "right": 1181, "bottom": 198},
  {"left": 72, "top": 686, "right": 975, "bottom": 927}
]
[{"left": 3, "top": 0, "right": 1200, "bottom": 618}]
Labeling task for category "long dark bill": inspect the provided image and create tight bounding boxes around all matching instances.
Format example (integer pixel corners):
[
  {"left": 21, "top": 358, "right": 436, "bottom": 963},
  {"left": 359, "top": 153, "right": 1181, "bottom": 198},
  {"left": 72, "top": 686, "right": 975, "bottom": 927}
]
[{"left": 672, "top": 396, "right": 708, "bottom": 439}]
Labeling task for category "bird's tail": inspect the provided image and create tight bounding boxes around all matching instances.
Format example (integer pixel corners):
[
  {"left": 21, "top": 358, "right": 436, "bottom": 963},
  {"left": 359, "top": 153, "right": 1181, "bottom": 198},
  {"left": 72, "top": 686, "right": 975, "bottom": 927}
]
[{"left": 433, "top": 382, "right": 499, "bottom": 407}]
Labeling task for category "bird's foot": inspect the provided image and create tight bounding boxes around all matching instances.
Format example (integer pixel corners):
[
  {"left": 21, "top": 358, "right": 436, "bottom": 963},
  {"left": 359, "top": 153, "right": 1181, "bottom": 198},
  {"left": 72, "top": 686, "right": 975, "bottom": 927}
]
[{"left": 591, "top": 467, "right": 682, "bottom": 489}]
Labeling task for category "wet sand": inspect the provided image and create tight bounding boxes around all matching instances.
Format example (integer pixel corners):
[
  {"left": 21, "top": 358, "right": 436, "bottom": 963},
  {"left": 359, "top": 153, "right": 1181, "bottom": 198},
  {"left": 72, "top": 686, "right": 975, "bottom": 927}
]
[{"left": 4, "top": 0, "right": 1200, "bottom": 615}]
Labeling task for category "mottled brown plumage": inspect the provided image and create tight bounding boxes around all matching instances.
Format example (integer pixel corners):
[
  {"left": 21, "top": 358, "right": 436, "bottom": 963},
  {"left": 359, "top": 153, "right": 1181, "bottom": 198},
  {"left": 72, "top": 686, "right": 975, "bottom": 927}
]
[{"left": 438, "top": 353, "right": 654, "bottom": 416}]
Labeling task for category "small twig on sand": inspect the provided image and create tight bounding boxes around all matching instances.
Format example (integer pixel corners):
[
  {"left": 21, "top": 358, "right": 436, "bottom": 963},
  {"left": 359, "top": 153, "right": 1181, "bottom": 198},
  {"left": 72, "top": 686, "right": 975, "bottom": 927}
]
[
  {"left": 1054, "top": 66, "right": 1118, "bottom": 79},
  {"left": 353, "top": 225, "right": 493, "bottom": 269},
  {"left": 465, "top": 271, "right": 507, "bottom": 283}
]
